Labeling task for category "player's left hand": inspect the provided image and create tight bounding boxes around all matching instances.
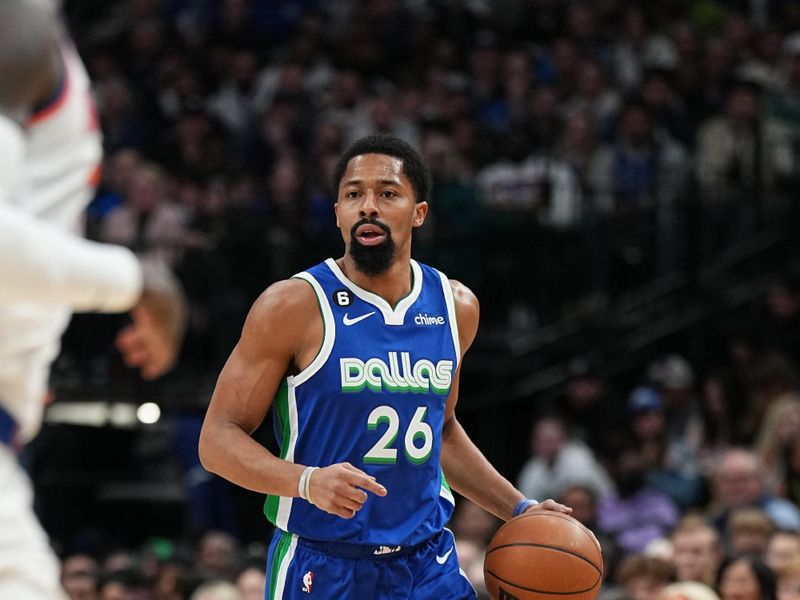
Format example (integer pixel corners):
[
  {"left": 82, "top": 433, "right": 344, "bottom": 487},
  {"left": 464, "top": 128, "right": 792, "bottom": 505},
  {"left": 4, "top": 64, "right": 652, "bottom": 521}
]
[{"left": 525, "top": 499, "right": 572, "bottom": 515}]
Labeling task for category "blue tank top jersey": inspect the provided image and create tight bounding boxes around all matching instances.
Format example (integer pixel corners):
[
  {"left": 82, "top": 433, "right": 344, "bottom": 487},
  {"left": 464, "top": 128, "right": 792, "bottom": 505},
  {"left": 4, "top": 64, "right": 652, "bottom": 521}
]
[{"left": 264, "top": 258, "right": 460, "bottom": 547}]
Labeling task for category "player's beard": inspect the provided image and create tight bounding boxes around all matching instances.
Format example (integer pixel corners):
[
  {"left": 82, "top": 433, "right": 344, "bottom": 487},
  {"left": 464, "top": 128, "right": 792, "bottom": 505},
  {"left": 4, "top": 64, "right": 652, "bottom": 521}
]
[{"left": 349, "top": 218, "right": 396, "bottom": 277}]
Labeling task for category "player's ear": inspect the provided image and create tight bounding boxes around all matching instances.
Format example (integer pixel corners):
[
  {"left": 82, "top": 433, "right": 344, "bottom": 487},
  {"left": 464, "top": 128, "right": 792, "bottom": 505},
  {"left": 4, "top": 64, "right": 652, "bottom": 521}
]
[
  {"left": 412, "top": 201, "right": 428, "bottom": 228},
  {"left": 334, "top": 202, "right": 340, "bottom": 228}
]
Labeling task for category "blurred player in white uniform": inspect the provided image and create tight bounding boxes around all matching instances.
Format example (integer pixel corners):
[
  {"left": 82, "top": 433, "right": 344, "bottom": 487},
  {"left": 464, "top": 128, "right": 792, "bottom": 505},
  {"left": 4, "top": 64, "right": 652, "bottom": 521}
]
[{"left": 0, "top": 1, "right": 186, "bottom": 597}]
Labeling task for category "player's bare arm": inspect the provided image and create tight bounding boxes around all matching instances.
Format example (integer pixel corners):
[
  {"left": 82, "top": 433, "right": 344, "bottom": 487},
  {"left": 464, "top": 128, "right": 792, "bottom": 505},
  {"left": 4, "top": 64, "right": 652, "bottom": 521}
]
[
  {"left": 440, "top": 280, "right": 571, "bottom": 521},
  {"left": 199, "top": 278, "right": 386, "bottom": 519}
]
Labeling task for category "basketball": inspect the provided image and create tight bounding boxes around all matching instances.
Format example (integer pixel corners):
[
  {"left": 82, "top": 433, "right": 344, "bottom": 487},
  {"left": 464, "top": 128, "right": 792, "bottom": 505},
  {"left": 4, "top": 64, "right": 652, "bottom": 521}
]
[{"left": 484, "top": 512, "right": 603, "bottom": 600}]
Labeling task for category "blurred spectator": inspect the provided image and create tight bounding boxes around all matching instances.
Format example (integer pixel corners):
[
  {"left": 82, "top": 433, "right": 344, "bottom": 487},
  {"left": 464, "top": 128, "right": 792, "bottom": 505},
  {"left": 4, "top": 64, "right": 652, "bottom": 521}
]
[
  {"left": 766, "top": 34, "right": 800, "bottom": 154},
  {"left": 641, "top": 68, "right": 693, "bottom": 149},
  {"left": 190, "top": 579, "right": 242, "bottom": 600},
  {"left": 597, "top": 439, "right": 679, "bottom": 554},
  {"left": 62, "top": 552, "right": 100, "bottom": 600},
  {"left": 103, "top": 549, "right": 139, "bottom": 575},
  {"left": 697, "top": 370, "right": 748, "bottom": 466},
  {"left": 786, "top": 435, "right": 800, "bottom": 507},
  {"left": 196, "top": 531, "right": 240, "bottom": 581},
  {"left": 450, "top": 499, "right": 500, "bottom": 547},
  {"left": 590, "top": 98, "right": 689, "bottom": 290},
  {"left": 728, "top": 508, "right": 775, "bottom": 558},
  {"left": 235, "top": 564, "right": 266, "bottom": 600},
  {"left": 606, "top": 554, "right": 676, "bottom": 600},
  {"left": 707, "top": 448, "right": 800, "bottom": 540},
  {"left": 207, "top": 49, "right": 263, "bottom": 136},
  {"left": 647, "top": 354, "right": 702, "bottom": 453},
  {"left": 695, "top": 79, "right": 793, "bottom": 257},
  {"left": 516, "top": 414, "right": 615, "bottom": 503},
  {"left": 754, "top": 391, "right": 800, "bottom": 495},
  {"left": 557, "top": 109, "right": 601, "bottom": 195},
  {"left": 545, "top": 356, "right": 624, "bottom": 460},
  {"left": 659, "top": 581, "right": 721, "bottom": 600},
  {"left": 760, "top": 274, "right": 800, "bottom": 366},
  {"left": 765, "top": 531, "right": 800, "bottom": 577},
  {"left": 88, "top": 148, "right": 142, "bottom": 234},
  {"left": 611, "top": 6, "right": 677, "bottom": 92},
  {"left": 98, "top": 568, "right": 153, "bottom": 600},
  {"left": 670, "top": 515, "right": 724, "bottom": 586},
  {"left": 101, "top": 162, "right": 191, "bottom": 268},
  {"left": 626, "top": 385, "right": 704, "bottom": 508},
  {"left": 449, "top": 499, "right": 495, "bottom": 597},
  {"left": 563, "top": 60, "right": 621, "bottom": 139},
  {"left": 153, "top": 555, "right": 193, "bottom": 600},
  {"left": 716, "top": 556, "right": 777, "bottom": 600},
  {"left": 777, "top": 559, "right": 800, "bottom": 600},
  {"left": 745, "top": 353, "right": 799, "bottom": 449},
  {"left": 561, "top": 484, "right": 623, "bottom": 580}
]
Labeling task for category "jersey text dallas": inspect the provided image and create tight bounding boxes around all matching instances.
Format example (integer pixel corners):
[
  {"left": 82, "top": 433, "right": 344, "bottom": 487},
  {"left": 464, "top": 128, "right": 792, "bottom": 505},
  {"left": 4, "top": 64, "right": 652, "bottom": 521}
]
[{"left": 340, "top": 352, "right": 453, "bottom": 395}]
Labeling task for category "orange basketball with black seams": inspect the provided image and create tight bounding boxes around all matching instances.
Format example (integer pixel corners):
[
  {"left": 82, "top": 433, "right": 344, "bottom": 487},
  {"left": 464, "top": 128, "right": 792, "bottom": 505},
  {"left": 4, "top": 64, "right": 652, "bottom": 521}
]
[{"left": 484, "top": 512, "right": 603, "bottom": 600}]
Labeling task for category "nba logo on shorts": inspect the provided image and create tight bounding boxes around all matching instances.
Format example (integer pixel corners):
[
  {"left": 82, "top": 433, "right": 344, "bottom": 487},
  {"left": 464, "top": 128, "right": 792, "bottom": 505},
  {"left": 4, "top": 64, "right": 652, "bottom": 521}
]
[
  {"left": 499, "top": 588, "right": 519, "bottom": 600},
  {"left": 302, "top": 571, "right": 313, "bottom": 593}
]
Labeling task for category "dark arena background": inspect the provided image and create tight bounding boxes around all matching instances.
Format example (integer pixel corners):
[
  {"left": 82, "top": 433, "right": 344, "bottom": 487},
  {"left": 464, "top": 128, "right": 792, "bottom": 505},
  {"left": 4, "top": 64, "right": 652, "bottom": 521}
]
[{"left": 31, "top": 1, "right": 800, "bottom": 599}]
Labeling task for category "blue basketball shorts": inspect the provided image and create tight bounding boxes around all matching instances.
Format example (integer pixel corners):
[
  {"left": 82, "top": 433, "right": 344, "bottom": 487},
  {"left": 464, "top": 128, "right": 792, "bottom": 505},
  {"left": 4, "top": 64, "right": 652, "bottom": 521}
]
[{"left": 265, "top": 528, "right": 476, "bottom": 599}]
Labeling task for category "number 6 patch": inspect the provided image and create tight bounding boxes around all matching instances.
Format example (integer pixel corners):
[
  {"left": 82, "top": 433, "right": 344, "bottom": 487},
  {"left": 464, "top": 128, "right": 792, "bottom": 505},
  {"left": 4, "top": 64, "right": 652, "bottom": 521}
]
[{"left": 332, "top": 289, "right": 352, "bottom": 307}]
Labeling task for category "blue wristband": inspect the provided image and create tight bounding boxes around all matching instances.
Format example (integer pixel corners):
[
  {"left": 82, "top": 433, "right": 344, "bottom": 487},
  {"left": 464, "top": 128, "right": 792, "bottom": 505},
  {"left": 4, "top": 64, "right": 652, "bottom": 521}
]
[{"left": 513, "top": 498, "right": 538, "bottom": 517}]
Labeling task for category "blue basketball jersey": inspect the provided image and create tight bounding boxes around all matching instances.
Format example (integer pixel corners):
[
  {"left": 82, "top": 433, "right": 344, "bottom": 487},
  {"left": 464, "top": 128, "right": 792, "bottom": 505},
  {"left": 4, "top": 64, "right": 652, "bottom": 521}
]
[{"left": 264, "top": 258, "right": 460, "bottom": 547}]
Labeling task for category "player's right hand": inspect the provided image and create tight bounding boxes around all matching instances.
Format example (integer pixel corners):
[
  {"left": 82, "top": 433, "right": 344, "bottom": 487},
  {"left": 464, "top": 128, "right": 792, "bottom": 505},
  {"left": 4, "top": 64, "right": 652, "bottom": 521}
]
[
  {"left": 116, "top": 257, "right": 187, "bottom": 380},
  {"left": 307, "top": 462, "right": 387, "bottom": 519}
]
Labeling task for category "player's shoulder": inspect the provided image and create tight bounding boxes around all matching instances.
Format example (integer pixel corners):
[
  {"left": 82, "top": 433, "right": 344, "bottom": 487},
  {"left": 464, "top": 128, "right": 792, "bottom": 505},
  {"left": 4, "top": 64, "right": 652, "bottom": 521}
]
[
  {"left": 448, "top": 279, "right": 478, "bottom": 311},
  {"left": 245, "top": 278, "right": 318, "bottom": 331},
  {"left": 448, "top": 279, "right": 479, "bottom": 349}
]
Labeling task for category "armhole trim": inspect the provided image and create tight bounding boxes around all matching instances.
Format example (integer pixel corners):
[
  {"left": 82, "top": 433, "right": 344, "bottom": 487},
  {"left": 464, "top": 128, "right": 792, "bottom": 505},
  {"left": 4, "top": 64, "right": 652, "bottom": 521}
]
[
  {"left": 289, "top": 272, "right": 336, "bottom": 387},
  {"left": 438, "top": 271, "right": 460, "bottom": 367}
]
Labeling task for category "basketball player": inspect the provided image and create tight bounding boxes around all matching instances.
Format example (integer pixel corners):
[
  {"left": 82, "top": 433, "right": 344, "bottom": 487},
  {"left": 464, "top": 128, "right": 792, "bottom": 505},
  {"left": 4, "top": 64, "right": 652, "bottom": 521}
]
[
  {"left": 0, "top": 1, "right": 185, "bottom": 598},
  {"left": 199, "top": 135, "right": 571, "bottom": 599}
]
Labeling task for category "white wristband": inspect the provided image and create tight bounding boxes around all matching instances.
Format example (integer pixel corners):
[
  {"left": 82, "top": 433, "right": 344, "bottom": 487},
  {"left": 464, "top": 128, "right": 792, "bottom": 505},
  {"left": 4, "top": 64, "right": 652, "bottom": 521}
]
[
  {"left": 298, "top": 466, "right": 313, "bottom": 499},
  {"left": 298, "top": 466, "right": 319, "bottom": 504},
  {"left": 305, "top": 467, "right": 319, "bottom": 505}
]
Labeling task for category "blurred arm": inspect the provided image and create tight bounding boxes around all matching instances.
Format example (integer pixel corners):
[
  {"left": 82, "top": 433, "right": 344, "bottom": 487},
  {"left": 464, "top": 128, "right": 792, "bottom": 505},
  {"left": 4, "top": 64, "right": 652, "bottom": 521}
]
[{"left": 0, "top": 115, "right": 143, "bottom": 312}]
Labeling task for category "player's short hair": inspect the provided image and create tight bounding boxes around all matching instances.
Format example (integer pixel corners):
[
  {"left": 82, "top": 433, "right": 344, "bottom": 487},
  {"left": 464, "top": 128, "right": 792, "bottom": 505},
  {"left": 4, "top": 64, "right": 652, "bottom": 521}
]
[{"left": 332, "top": 135, "right": 431, "bottom": 204}]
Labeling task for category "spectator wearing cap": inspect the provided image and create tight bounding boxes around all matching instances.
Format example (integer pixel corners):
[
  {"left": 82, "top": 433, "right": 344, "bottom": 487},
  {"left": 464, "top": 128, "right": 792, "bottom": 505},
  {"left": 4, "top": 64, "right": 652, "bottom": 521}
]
[
  {"left": 647, "top": 354, "right": 702, "bottom": 448},
  {"left": 626, "top": 384, "right": 705, "bottom": 509}
]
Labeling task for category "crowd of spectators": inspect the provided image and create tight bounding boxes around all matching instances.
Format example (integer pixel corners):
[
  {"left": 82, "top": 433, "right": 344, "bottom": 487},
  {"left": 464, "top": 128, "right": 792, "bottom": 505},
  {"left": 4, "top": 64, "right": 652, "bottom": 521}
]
[{"left": 46, "top": 0, "right": 800, "bottom": 598}]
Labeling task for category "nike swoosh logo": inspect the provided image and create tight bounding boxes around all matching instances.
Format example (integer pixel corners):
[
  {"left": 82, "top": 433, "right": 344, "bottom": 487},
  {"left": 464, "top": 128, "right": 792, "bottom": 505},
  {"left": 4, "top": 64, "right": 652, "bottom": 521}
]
[
  {"left": 435, "top": 547, "right": 453, "bottom": 565},
  {"left": 343, "top": 311, "right": 375, "bottom": 326}
]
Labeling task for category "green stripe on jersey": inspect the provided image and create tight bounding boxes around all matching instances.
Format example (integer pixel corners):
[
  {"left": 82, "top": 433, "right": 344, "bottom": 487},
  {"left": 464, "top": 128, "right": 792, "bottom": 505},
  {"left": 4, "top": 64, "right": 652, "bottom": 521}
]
[
  {"left": 268, "top": 530, "right": 292, "bottom": 599},
  {"left": 264, "top": 380, "right": 290, "bottom": 525}
]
